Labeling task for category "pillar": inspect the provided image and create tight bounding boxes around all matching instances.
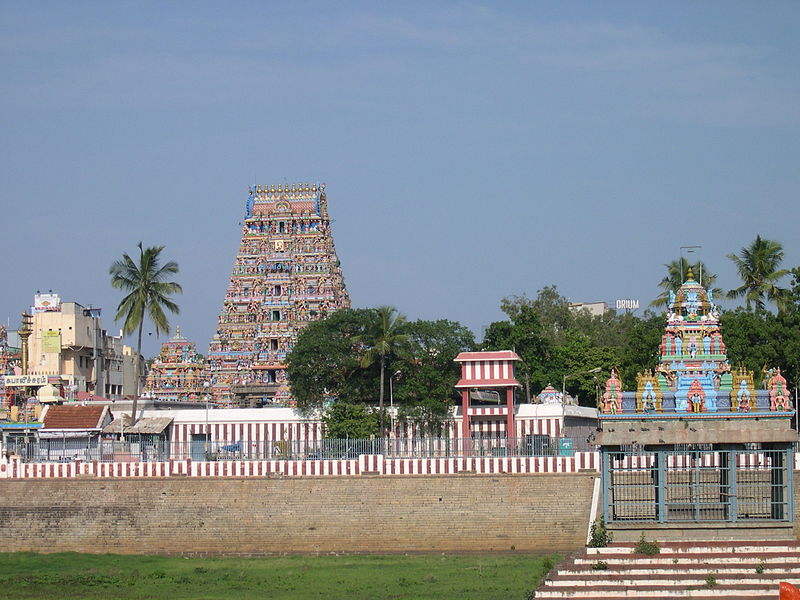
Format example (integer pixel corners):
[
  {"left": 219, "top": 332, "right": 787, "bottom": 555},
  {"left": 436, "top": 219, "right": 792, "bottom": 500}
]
[
  {"left": 461, "top": 389, "right": 470, "bottom": 441},
  {"left": 505, "top": 388, "right": 515, "bottom": 439}
]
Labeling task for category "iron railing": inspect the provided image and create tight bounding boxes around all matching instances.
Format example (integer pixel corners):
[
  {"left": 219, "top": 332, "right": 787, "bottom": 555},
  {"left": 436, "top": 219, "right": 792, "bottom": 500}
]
[
  {"left": 2, "top": 434, "right": 591, "bottom": 463},
  {"left": 604, "top": 447, "right": 794, "bottom": 523}
]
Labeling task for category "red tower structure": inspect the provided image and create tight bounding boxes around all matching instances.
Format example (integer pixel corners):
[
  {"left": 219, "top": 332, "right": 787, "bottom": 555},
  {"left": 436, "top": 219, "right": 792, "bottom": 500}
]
[{"left": 454, "top": 351, "right": 520, "bottom": 441}]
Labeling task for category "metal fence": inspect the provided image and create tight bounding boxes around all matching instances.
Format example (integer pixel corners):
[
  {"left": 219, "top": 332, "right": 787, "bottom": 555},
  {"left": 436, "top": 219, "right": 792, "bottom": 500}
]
[
  {"left": 3, "top": 434, "right": 589, "bottom": 463},
  {"left": 603, "top": 447, "right": 794, "bottom": 523}
]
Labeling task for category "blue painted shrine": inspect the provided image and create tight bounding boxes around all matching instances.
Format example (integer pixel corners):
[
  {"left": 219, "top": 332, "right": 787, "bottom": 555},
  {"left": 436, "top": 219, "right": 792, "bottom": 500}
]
[{"left": 596, "top": 271, "right": 797, "bottom": 529}]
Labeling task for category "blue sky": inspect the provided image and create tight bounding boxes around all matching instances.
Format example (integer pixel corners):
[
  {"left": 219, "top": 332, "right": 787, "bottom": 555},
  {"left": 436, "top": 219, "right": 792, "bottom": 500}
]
[{"left": 1, "top": 1, "right": 798, "bottom": 356}]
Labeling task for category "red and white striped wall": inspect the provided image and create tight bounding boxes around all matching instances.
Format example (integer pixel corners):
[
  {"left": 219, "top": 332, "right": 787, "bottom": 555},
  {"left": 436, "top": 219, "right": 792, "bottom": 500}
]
[
  {"left": 171, "top": 421, "right": 324, "bottom": 446},
  {"left": 0, "top": 452, "right": 599, "bottom": 479},
  {"left": 3, "top": 451, "right": 797, "bottom": 480}
]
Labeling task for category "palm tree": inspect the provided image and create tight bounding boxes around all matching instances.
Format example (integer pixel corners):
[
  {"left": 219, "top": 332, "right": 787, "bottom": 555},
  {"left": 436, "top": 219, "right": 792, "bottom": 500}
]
[
  {"left": 727, "top": 235, "right": 789, "bottom": 311},
  {"left": 110, "top": 242, "right": 182, "bottom": 422},
  {"left": 356, "top": 306, "right": 411, "bottom": 435},
  {"left": 650, "top": 258, "right": 722, "bottom": 308}
]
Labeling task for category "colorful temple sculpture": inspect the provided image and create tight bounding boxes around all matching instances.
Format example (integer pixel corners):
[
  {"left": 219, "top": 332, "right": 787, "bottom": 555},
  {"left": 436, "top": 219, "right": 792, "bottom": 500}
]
[
  {"left": 596, "top": 271, "right": 797, "bottom": 537},
  {"left": 143, "top": 327, "right": 206, "bottom": 403},
  {"left": 207, "top": 183, "right": 350, "bottom": 407}
]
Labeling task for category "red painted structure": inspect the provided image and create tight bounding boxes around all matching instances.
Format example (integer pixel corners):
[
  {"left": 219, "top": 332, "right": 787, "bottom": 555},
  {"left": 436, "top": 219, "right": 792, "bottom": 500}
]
[{"left": 454, "top": 351, "right": 521, "bottom": 441}]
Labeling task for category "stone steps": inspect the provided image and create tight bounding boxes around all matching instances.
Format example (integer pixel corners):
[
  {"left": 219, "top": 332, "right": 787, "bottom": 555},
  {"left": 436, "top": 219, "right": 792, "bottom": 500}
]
[{"left": 533, "top": 541, "right": 800, "bottom": 599}]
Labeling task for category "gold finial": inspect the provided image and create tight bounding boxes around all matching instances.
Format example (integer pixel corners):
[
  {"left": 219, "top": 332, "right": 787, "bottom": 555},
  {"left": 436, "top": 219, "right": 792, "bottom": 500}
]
[{"left": 686, "top": 267, "right": 695, "bottom": 281}]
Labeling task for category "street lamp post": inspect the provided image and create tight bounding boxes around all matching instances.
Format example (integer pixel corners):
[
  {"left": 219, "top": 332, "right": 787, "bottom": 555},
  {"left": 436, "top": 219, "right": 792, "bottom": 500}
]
[{"left": 389, "top": 370, "right": 401, "bottom": 435}]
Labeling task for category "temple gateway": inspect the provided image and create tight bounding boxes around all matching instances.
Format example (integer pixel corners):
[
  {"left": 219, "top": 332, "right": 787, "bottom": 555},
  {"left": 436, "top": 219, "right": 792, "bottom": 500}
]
[
  {"left": 597, "top": 270, "right": 797, "bottom": 539},
  {"left": 207, "top": 183, "right": 350, "bottom": 407}
]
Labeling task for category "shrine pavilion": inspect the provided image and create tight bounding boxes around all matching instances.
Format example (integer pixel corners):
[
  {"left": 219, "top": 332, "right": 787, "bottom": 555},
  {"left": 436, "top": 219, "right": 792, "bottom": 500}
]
[{"left": 596, "top": 270, "right": 797, "bottom": 539}]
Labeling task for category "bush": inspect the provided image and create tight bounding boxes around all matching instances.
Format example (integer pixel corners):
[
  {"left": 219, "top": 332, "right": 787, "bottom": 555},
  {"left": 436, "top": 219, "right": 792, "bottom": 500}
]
[
  {"left": 633, "top": 533, "right": 660, "bottom": 555},
  {"left": 591, "top": 560, "right": 609, "bottom": 571},
  {"left": 705, "top": 573, "right": 717, "bottom": 588},
  {"left": 587, "top": 516, "right": 613, "bottom": 548}
]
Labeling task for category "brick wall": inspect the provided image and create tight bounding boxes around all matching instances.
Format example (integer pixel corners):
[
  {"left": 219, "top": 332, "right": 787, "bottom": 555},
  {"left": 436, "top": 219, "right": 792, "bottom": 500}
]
[{"left": 0, "top": 473, "right": 596, "bottom": 554}]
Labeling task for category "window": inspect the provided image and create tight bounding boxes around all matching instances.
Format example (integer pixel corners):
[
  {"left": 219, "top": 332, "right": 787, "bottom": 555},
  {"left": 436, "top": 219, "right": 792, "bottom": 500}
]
[
  {"left": 271, "top": 339, "right": 279, "bottom": 351},
  {"left": 271, "top": 310, "right": 281, "bottom": 321}
]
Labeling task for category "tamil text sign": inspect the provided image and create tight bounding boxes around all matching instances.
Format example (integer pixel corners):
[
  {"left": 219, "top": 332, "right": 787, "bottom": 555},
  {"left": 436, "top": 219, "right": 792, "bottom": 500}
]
[{"left": 3, "top": 374, "right": 48, "bottom": 387}]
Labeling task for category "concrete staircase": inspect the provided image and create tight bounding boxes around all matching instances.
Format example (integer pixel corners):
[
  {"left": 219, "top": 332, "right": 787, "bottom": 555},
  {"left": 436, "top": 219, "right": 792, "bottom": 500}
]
[{"left": 534, "top": 540, "right": 800, "bottom": 599}]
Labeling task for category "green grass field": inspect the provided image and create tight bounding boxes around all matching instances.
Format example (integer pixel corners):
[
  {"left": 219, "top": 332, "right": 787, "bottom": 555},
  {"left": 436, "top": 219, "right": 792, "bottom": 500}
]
[{"left": 0, "top": 552, "right": 558, "bottom": 600}]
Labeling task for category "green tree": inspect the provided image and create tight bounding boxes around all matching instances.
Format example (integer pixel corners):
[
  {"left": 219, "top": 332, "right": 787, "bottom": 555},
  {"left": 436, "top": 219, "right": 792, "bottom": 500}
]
[
  {"left": 394, "top": 319, "right": 475, "bottom": 435},
  {"left": 110, "top": 242, "right": 182, "bottom": 422},
  {"left": 650, "top": 258, "right": 722, "bottom": 308},
  {"left": 286, "top": 308, "right": 378, "bottom": 411},
  {"left": 720, "top": 308, "right": 781, "bottom": 379},
  {"left": 355, "top": 306, "right": 412, "bottom": 434},
  {"left": 616, "top": 312, "right": 665, "bottom": 387},
  {"left": 501, "top": 286, "right": 572, "bottom": 344},
  {"left": 322, "top": 402, "right": 379, "bottom": 439},
  {"left": 483, "top": 304, "right": 555, "bottom": 401},
  {"left": 727, "top": 235, "right": 789, "bottom": 311}
]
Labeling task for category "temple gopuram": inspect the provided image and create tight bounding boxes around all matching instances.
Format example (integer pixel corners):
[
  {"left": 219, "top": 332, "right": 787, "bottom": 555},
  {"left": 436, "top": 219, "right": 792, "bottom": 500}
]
[
  {"left": 142, "top": 327, "right": 205, "bottom": 403},
  {"left": 596, "top": 270, "right": 797, "bottom": 540},
  {"left": 207, "top": 183, "right": 350, "bottom": 406}
]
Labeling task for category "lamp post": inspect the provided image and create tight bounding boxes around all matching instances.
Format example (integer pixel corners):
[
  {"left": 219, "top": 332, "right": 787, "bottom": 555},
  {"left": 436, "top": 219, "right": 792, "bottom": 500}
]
[
  {"left": 680, "top": 245, "right": 703, "bottom": 285},
  {"left": 389, "top": 370, "right": 401, "bottom": 435},
  {"left": 562, "top": 367, "right": 602, "bottom": 405}
]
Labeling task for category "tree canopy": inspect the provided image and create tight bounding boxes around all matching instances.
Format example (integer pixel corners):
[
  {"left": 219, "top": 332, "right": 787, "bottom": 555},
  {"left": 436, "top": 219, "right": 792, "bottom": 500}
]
[
  {"left": 727, "top": 235, "right": 789, "bottom": 311},
  {"left": 286, "top": 309, "right": 475, "bottom": 436}
]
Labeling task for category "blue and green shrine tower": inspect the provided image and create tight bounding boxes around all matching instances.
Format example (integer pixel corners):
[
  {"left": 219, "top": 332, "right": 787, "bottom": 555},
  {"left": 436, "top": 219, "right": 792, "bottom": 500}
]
[{"left": 596, "top": 270, "right": 797, "bottom": 539}]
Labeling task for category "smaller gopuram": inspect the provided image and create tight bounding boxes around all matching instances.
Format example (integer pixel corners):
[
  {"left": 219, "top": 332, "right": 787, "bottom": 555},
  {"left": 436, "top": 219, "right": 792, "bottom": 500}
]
[
  {"left": 143, "top": 327, "right": 206, "bottom": 403},
  {"left": 596, "top": 271, "right": 797, "bottom": 539}
]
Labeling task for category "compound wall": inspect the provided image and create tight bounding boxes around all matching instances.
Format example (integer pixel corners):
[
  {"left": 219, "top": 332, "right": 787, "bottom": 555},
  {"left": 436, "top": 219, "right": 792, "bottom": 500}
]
[{"left": 0, "top": 473, "right": 596, "bottom": 554}]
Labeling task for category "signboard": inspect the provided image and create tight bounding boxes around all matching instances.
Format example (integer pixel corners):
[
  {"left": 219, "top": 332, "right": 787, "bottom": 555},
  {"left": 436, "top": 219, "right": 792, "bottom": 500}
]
[
  {"left": 558, "top": 437, "right": 574, "bottom": 457},
  {"left": 615, "top": 299, "right": 640, "bottom": 310},
  {"left": 3, "top": 374, "right": 49, "bottom": 387},
  {"left": 42, "top": 331, "right": 61, "bottom": 353},
  {"left": 33, "top": 293, "right": 61, "bottom": 313}
]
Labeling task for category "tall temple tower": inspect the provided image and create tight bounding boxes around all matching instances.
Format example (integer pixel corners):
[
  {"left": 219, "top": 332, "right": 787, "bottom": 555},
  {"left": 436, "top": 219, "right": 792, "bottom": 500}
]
[{"left": 207, "top": 183, "right": 350, "bottom": 406}]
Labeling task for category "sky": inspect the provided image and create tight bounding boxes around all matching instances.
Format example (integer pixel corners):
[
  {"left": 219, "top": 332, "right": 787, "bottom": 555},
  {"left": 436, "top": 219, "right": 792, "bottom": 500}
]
[{"left": 1, "top": 1, "right": 798, "bottom": 357}]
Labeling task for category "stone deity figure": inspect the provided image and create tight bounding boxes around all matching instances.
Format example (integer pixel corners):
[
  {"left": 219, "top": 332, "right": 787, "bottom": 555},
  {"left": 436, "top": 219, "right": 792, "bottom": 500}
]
[
  {"left": 674, "top": 335, "right": 683, "bottom": 356},
  {"left": 737, "top": 380, "right": 752, "bottom": 412},
  {"left": 703, "top": 335, "right": 712, "bottom": 355},
  {"left": 686, "top": 291, "right": 699, "bottom": 315},
  {"left": 642, "top": 381, "right": 656, "bottom": 412},
  {"left": 770, "top": 367, "right": 790, "bottom": 411},
  {"left": 688, "top": 336, "right": 698, "bottom": 358}
]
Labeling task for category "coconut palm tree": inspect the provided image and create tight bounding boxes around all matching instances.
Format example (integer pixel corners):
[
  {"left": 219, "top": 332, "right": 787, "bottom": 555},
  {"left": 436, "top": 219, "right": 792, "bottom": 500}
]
[
  {"left": 110, "top": 242, "right": 182, "bottom": 422},
  {"left": 727, "top": 235, "right": 789, "bottom": 311},
  {"left": 650, "top": 258, "right": 722, "bottom": 308},
  {"left": 356, "top": 306, "right": 411, "bottom": 434}
]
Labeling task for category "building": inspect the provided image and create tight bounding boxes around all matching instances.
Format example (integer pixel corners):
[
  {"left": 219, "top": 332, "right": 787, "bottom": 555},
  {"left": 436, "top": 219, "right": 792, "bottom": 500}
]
[
  {"left": 568, "top": 301, "right": 608, "bottom": 317},
  {"left": 596, "top": 270, "right": 796, "bottom": 540},
  {"left": 143, "top": 327, "right": 205, "bottom": 403},
  {"left": 207, "top": 183, "right": 350, "bottom": 407},
  {"left": 25, "top": 293, "right": 138, "bottom": 399}
]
